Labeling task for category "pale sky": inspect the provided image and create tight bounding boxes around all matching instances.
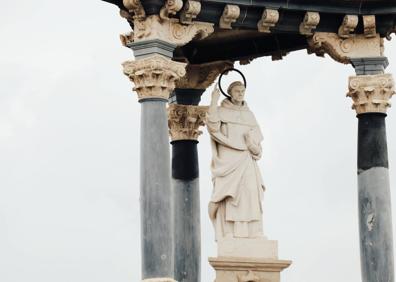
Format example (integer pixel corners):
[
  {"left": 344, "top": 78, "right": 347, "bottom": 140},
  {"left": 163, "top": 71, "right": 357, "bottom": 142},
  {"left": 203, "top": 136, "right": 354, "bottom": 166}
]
[{"left": 1, "top": 1, "right": 396, "bottom": 282}]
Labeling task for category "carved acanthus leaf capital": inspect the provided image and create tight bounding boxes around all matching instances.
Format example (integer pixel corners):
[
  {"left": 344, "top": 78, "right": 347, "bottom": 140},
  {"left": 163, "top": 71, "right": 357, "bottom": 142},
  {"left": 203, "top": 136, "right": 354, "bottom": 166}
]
[
  {"left": 122, "top": 55, "right": 187, "bottom": 101},
  {"left": 131, "top": 16, "right": 214, "bottom": 46},
  {"left": 168, "top": 104, "right": 209, "bottom": 141},
  {"left": 176, "top": 61, "right": 234, "bottom": 89},
  {"left": 308, "top": 32, "right": 384, "bottom": 64},
  {"left": 347, "top": 74, "right": 395, "bottom": 114}
]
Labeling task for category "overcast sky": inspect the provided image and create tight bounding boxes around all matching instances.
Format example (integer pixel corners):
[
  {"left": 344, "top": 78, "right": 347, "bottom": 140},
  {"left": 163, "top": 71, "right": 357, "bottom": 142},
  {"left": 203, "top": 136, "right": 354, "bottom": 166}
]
[{"left": 1, "top": 1, "right": 396, "bottom": 282}]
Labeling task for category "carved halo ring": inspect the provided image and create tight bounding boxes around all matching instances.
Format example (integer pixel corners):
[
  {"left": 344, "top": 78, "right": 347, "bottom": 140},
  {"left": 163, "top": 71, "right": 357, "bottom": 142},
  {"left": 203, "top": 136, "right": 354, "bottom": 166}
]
[{"left": 218, "top": 68, "right": 247, "bottom": 99}]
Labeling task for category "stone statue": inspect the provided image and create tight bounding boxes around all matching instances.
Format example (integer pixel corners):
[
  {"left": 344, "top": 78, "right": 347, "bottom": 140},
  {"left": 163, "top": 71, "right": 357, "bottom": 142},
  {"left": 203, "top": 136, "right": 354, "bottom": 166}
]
[{"left": 207, "top": 81, "right": 265, "bottom": 240}]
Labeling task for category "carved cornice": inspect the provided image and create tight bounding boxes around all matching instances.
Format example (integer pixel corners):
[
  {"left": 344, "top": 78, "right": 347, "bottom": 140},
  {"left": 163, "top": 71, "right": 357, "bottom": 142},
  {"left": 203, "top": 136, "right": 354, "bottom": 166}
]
[
  {"left": 347, "top": 74, "right": 395, "bottom": 114},
  {"left": 131, "top": 16, "right": 214, "bottom": 46},
  {"left": 338, "top": 15, "right": 358, "bottom": 39},
  {"left": 257, "top": 9, "right": 279, "bottom": 33},
  {"left": 308, "top": 32, "right": 384, "bottom": 64},
  {"left": 122, "top": 54, "right": 186, "bottom": 101},
  {"left": 299, "top": 12, "right": 320, "bottom": 35},
  {"left": 123, "top": 0, "right": 145, "bottom": 19},
  {"left": 220, "top": 5, "right": 240, "bottom": 29},
  {"left": 168, "top": 104, "right": 208, "bottom": 141},
  {"left": 176, "top": 61, "right": 233, "bottom": 89},
  {"left": 159, "top": 0, "right": 183, "bottom": 20},
  {"left": 180, "top": 0, "right": 201, "bottom": 24}
]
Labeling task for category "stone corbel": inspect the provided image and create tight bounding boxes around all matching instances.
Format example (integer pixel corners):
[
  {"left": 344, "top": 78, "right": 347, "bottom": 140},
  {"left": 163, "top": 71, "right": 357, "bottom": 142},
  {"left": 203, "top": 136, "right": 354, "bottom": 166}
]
[
  {"left": 308, "top": 32, "right": 384, "bottom": 64},
  {"left": 131, "top": 16, "right": 213, "bottom": 46},
  {"left": 299, "top": 11, "right": 320, "bottom": 35},
  {"left": 123, "top": 0, "right": 145, "bottom": 19},
  {"left": 257, "top": 9, "right": 279, "bottom": 33},
  {"left": 219, "top": 5, "right": 240, "bottom": 29},
  {"left": 168, "top": 104, "right": 208, "bottom": 141},
  {"left": 122, "top": 54, "right": 187, "bottom": 101},
  {"left": 159, "top": 0, "right": 184, "bottom": 20},
  {"left": 363, "top": 15, "right": 376, "bottom": 38},
  {"left": 180, "top": 0, "right": 201, "bottom": 24},
  {"left": 347, "top": 73, "right": 395, "bottom": 114},
  {"left": 176, "top": 61, "right": 233, "bottom": 89},
  {"left": 338, "top": 15, "right": 358, "bottom": 38}
]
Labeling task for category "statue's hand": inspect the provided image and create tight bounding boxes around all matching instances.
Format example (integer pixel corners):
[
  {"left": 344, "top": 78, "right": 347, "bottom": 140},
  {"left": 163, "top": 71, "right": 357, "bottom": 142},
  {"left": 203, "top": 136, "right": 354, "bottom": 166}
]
[{"left": 211, "top": 85, "right": 221, "bottom": 104}]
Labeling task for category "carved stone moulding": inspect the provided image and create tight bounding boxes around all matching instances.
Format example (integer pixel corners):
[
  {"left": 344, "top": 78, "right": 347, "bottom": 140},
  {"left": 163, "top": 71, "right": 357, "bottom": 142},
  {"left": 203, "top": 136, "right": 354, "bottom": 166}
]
[
  {"left": 122, "top": 54, "right": 186, "bottom": 101},
  {"left": 308, "top": 32, "right": 384, "bottom": 64},
  {"left": 219, "top": 5, "right": 241, "bottom": 29},
  {"left": 132, "top": 16, "right": 214, "bottom": 46},
  {"left": 168, "top": 104, "right": 209, "bottom": 141},
  {"left": 299, "top": 11, "right": 320, "bottom": 35},
  {"left": 338, "top": 15, "right": 359, "bottom": 39},
  {"left": 176, "top": 61, "right": 234, "bottom": 90},
  {"left": 257, "top": 9, "right": 279, "bottom": 33},
  {"left": 347, "top": 73, "right": 395, "bottom": 115},
  {"left": 209, "top": 257, "right": 292, "bottom": 282}
]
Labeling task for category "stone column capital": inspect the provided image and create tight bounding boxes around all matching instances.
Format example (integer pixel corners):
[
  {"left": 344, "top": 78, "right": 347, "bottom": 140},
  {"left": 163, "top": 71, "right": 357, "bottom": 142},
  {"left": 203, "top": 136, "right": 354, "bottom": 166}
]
[
  {"left": 168, "top": 104, "right": 208, "bottom": 141},
  {"left": 176, "top": 61, "right": 233, "bottom": 90},
  {"left": 347, "top": 73, "right": 395, "bottom": 115},
  {"left": 308, "top": 32, "right": 384, "bottom": 64},
  {"left": 123, "top": 54, "right": 187, "bottom": 101}
]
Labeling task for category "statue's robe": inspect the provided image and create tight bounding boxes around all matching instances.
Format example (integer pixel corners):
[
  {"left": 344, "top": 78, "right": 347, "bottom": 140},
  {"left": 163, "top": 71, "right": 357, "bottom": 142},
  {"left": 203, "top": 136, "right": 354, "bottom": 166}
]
[{"left": 207, "top": 99, "right": 265, "bottom": 240}]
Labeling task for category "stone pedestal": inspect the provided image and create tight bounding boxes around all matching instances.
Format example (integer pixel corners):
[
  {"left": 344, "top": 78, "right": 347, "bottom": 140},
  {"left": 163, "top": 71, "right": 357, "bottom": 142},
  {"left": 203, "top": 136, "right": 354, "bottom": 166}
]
[{"left": 209, "top": 238, "right": 291, "bottom": 282}]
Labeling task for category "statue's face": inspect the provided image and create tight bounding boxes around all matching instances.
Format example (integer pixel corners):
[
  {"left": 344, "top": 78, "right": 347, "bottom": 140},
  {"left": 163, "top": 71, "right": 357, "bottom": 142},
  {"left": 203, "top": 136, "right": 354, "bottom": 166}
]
[{"left": 230, "top": 85, "right": 245, "bottom": 103}]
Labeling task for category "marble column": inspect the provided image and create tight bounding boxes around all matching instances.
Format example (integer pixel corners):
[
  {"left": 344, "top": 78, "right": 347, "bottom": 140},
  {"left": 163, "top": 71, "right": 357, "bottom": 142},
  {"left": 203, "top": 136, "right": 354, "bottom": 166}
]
[
  {"left": 123, "top": 41, "right": 186, "bottom": 281},
  {"left": 348, "top": 57, "right": 395, "bottom": 282}
]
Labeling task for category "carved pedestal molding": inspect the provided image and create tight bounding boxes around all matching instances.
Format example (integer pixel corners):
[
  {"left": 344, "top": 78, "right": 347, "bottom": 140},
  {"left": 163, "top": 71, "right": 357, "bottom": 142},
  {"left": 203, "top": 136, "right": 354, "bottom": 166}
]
[
  {"left": 338, "top": 15, "right": 358, "bottom": 38},
  {"left": 123, "top": 0, "right": 145, "bottom": 19},
  {"left": 159, "top": 0, "right": 183, "bottom": 20},
  {"left": 363, "top": 15, "right": 376, "bottom": 38},
  {"left": 180, "top": 0, "right": 201, "bottom": 24},
  {"left": 347, "top": 73, "right": 395, "bottom": 115},
  {"left": 308, "top": 32, "right": 384, "bottom": 64},
  {"left": 176, "top": 61, "right": 233, "bottom": 89},
  {"left": 220, "top": 5, "right": 240, "bottom": 29},
  {"left": 257, "top": 9, "right": 279, "bottom": 33},
  {"left": 123, "top": 54, "right": 186, "bottom": 101},
  {"left": 168, "top": 104, "right": 208, "bottom": 141},
  {"left": 299, "top": 11, "right": 320, "bottom": 35},
  {"left": 129, "top": 15, "right": 213, "bottom": 46}
]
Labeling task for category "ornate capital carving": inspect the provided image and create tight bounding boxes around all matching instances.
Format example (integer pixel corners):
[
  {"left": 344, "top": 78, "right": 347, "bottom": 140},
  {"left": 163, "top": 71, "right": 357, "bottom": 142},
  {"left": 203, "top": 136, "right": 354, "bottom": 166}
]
[
  {"left": 168, "top": 104, "right": 208, "bottom": 141},
  {"left": 159, "top": 0, "right": 183, "bottom": 20},
  {"left": 257, "top": 9, "right": 279, "bottom": 33},
  {"left": 220, "top": 5, "right": 240, "bottom": 29},
  {"left": 180, "top": 0, "right": 201, "bottom": 24},
  {"left": 123, "top": 0, "right": 145, "bottom": 19},
  {"left": 308, "top": 32, "right": 384, "bottom": 64},
  {"left": 347, "top": 74, "right": 395, "bottom": 114},
  {"left": 363, "top": 15, "right": 376, "bottom": 38},
  {"left": 122, "top": 55, "right": 187, "bottom": 101},
  {"left": 176, "top": 61, "right": 233, "bottom": 89},
  {"left": 299, "top": 11, "right": 320, "bottom": 35},
  {"left": 338, "top": 15, "right": 358, "bottom": 38},
  {"left": 131, "top": 16, "right": 213, "bottom": 46}
]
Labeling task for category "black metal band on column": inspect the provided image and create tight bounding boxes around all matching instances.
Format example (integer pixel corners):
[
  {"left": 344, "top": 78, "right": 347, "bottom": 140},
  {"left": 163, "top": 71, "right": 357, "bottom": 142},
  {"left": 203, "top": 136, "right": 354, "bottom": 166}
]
[
  {"left": 170, "top": 88, "right": 204, "bottom": 282},
  {"left": 352, "top": 57, "right": 395, "bottom": 282}
]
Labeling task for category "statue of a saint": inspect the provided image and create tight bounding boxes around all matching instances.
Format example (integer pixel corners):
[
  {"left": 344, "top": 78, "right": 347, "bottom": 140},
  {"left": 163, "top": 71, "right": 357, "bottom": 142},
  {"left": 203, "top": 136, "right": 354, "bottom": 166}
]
[{"left": 207, "top": 81, "right": 265, "bottom": 240}]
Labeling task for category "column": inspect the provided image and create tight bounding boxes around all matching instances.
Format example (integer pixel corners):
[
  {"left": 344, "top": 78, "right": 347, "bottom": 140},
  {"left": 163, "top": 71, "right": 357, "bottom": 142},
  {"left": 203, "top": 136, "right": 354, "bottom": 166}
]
[
  {"left": 348, "top": 57, "right": 395, "bottom": 282},
  {"left": 123, "top": 41, "right": 186, "bottom": 281}
]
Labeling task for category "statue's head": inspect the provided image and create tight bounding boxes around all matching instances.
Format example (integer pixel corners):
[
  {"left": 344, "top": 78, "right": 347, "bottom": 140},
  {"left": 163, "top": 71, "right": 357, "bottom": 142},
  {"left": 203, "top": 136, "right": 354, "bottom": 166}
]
[{"left": 227, "top": 81, "right": 245, "bottom": 104}]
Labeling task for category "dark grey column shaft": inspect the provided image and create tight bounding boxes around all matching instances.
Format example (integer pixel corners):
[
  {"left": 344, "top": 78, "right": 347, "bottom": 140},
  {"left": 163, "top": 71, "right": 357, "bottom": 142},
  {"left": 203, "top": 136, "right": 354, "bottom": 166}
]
[
  {"left": 171, "top": 88, "right": 204, "bottom": 282},
  {"left": 140, "top": 99, "right": 173, "bottom": 279},
  {"left": 351, "top": 57, "right": 395, "bottom": 282}
]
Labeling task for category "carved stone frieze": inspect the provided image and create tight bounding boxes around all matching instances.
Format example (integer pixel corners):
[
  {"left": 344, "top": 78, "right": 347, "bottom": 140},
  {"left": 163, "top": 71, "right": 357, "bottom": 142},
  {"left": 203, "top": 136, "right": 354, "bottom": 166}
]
[
  {"left": 176, "top": 61, "right": 233, "bottom": 89},
  {"left": 180, "top": 0, "right": 201, "bottom": 24},
  {"left": 168, "top": 104, "right": 208, "bottom": 141},
  {"left": 299, "top": 11, "right": 320, "bottom": 35},
  {"left": 159, "top": 0, "right": 183, "bottom": 20},
  {"left": 338, "top": 15, "right": 358, "bottom": 38},
  {"left": 219, "top": 5, "right": 240, "bottom": 29},
  {"left": 257, "top": 9, "right": 279, "bottom": 33},
  {"left": 347, "top": 74, "right": 395, "bottom": 114},
  {"left": 123, "top": 0, "right": 145, "bottom": 19},
  {"left": 363, "top": 15, "right": 376, "bottom": 38},
  {"left": 131, "top": 16, "right": 213, "bottom": 46},
  {"left": 122, "top": 54, "right": 186, "bottom": 101},
  {"left": 308, "top": 32, "right": 384, "bottom": 64}
]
